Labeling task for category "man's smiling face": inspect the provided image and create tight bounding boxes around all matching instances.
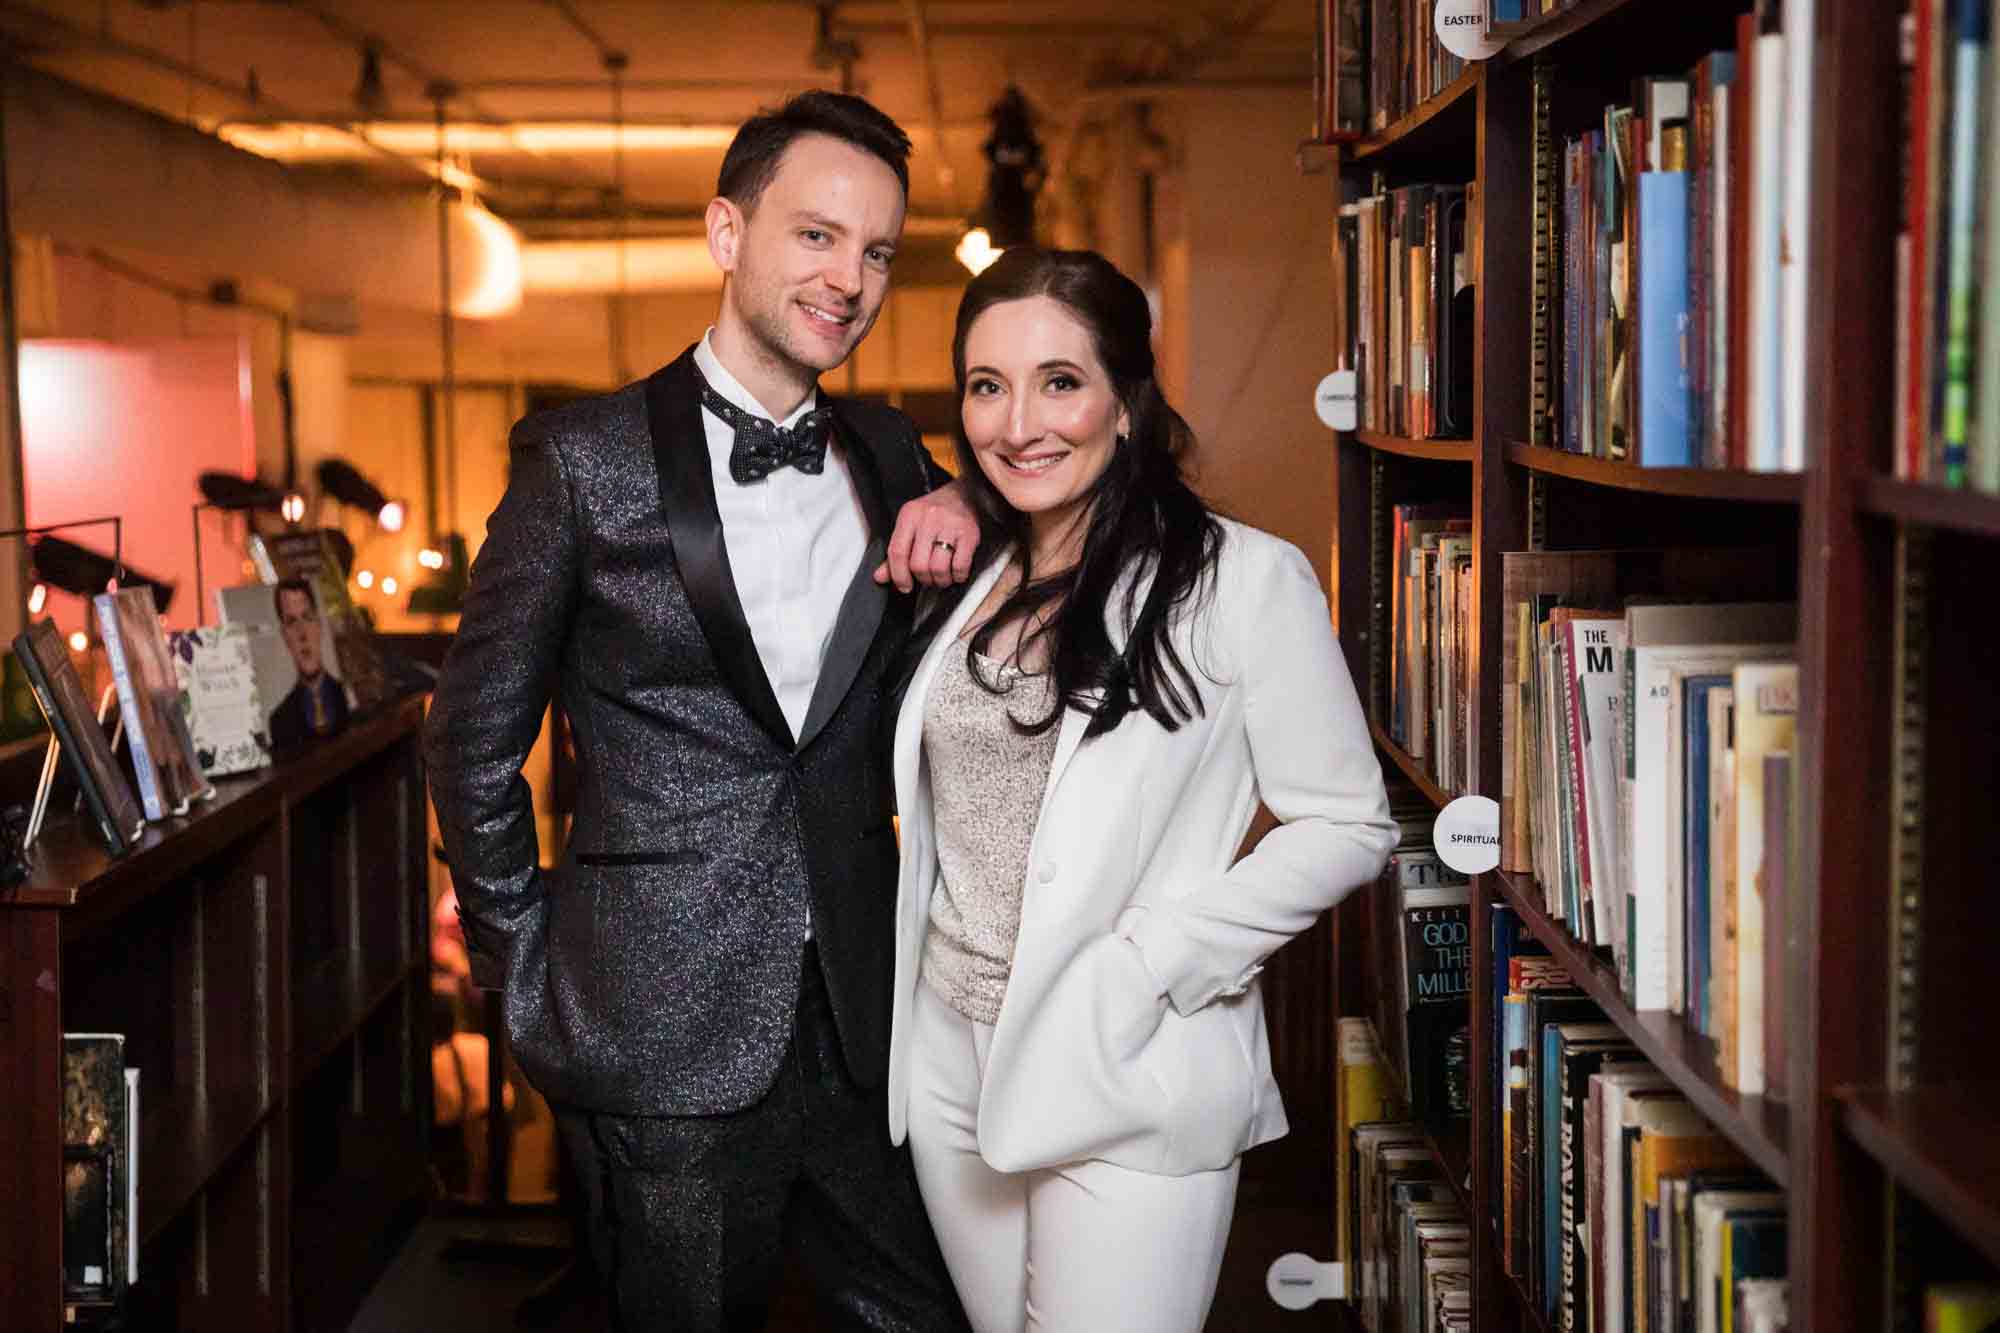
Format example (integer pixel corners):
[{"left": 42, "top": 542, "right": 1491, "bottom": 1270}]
[{"left": 713, "top": 132, "right": 906, "bottom": 386}]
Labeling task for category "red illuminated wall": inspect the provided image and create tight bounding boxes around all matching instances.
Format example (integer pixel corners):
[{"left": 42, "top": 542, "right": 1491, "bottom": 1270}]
[{"left": 19, "top": 336, "right": 257, "bottom": 632}]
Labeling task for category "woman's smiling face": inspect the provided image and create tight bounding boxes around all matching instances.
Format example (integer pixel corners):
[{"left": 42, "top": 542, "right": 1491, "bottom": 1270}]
[{"left": 958, "top": 294, "right": 1130, "bottom": 541}]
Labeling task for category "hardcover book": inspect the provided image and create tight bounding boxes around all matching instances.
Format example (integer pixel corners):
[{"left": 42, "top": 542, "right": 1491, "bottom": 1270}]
[
  {"left": 247, "top": 529, "right": 387, "bottom": 713},
  {"left": 95, "top": 587, "right": 212, "bottom": 818},
  {"left": 63, "top": 1032, "right": 134, "bottom": 1320},
  {"left": 218, "top": 581, "right": 353, "bottom": 753},
  {"left": 168, "top": 624, "right": 275, "bottom": 778},
  {"left": 13, "top": 621, "right": 145, "bottom": 856}
]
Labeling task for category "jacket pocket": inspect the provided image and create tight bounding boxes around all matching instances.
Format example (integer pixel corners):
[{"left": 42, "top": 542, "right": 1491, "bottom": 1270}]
[{"left": 573, "top": 849, "right": 699, "bottom": 867}]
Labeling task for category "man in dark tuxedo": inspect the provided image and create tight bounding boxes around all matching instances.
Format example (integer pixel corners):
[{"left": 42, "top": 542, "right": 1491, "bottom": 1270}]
[
  {"left": 269, "top": 576, "right": 349, "bottom": 750},
  {"left": 424, "top": 92, "right": 977, "bottom": 1331}
]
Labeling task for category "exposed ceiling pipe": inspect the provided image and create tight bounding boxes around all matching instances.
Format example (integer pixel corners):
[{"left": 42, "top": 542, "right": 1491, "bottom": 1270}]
[
  {"left": 449, "top": 77, "right": 820, "bottom": 95},
  {"left": 899, "top": 0, "right": 956, "bottom": 199},
  {"left": 289, "top": 0, "right": 611, "bottom": 191},
  {"left": 0, "top": 1, "right": 447, "bottom": 186},
  {"left": 542, "top": 0, "right": 619, "bottom": 60}
]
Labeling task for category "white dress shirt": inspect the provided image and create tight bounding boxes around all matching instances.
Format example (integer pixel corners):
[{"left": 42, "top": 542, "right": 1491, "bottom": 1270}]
[{"left": 693, "top": 330, "right": 869, "bottom": 744}]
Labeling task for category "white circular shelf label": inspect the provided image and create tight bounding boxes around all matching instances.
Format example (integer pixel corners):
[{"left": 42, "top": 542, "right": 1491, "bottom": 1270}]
[
  {"left": 1433, "top": 794, "right": 1501, "bottom": 874},
  {"left": 1315, "top": 369, "right": 1358, "bottom": 432},
  {"left": 1265, "top": 1252, "right": 1339, "bottom": 1310},
  {"left": 1434, "top": 0, "right": 1505, "bottom": 60}
]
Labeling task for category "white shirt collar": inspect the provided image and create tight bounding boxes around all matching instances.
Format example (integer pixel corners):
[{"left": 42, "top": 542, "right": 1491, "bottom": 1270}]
[{"left": 694, "top": 328, "right": 820, "bottom": 430}]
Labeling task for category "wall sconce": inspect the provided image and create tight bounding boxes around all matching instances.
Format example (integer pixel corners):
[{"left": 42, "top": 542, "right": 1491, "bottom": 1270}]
[
  {"left": 958, "top": 86, "right": 1045, "bottom": 275},
  {"left": 29, "top": 534, "right": 172, "bottom": 614},
  {"left": 316, "top": 458, "right": 406, "bottom": 532},
  {"left": 192, "top": 471, "right": 303, "bottom": 617}
]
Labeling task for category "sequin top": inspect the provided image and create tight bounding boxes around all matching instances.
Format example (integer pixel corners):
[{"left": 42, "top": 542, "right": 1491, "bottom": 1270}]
[{"left": 919, "top": 646, "right": 1059, "bottom": 1024}]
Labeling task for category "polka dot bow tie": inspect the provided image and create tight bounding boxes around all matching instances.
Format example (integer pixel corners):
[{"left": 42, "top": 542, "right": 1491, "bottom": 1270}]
[{"left": 698, "top": 380, "right": 833, "bottom": 485}]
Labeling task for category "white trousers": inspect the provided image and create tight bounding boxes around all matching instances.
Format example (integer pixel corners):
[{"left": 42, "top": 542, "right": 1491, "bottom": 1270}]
[{"left": 905, "top": 980, "right": 1241, "bottom": 1333}]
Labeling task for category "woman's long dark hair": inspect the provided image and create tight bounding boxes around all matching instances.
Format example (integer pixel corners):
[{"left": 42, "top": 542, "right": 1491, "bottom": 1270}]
[{"left": 921, "top": 247, "right": 1224, "bottom": 739}]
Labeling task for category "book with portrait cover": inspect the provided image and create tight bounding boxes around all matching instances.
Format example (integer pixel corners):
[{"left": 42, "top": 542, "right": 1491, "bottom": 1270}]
[
  {"left": 13, "top": 620, "right": 144, "bottom": 856},
  {"left": 247, "top": 529, "right": 386, "bottom": 712},
  {"left": 218, "top": 580, "right": 353, "bottom": 752}
]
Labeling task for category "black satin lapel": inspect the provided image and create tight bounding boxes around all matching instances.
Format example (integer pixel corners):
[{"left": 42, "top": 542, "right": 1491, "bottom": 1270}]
[
  {"left": 796, "top": 413, "right": 894, "bottom": 750},
  {"left": 646, "top": 353, "right": 795, "bottom": 750}
]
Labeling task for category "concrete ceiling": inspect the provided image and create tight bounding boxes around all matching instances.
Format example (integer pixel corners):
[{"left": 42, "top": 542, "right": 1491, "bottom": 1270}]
[{"left": 0, "top": 0, "right": 1314, "bottom": 232}]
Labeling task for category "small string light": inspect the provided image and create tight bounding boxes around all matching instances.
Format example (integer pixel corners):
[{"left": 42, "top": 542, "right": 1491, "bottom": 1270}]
[
  {"left": 356, "top": 569, "right": 375, "bottom": 589},
  {"left": 27, "top": 583, "right": 46, "bottom": 614},
  {"left": 67, "top": 631, "right": 88, "bottom": 653},
  {"left": 380, "top": 576, "right": 398, "bottom": 596}
]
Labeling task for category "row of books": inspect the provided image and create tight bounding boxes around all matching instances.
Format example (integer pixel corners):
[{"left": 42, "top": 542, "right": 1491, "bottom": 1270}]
[
  {"left": 1527, "top": 4, "right": 1816, "bottom": 473},
  {"left": 1359, "top": 0, "right": 1470, "bottom": 135},
  {"left": 1350, "top": 1115, "right": 1472, "bottom": 1333},
  {"left": 14, "top": 528, "right": 395, "bottom": 857},
  {"left": 1493, "top": 952, "right": 1790, "bottom": 1333},
  {"left": 1335, "top": 183, "right": 1477, "bottom": 442},
  {"left": 1898, "top": 0, "right": 2000, "bottom": 491},
  {"left": 1497, "top": 549, "right": 1795, "bottom": 1053},
  {"left": 1489, "top": 0, "right": 1585, "bottom": 24},
  {"left": 1382, "top": 503, "right": 1475, "bottom": 793}
]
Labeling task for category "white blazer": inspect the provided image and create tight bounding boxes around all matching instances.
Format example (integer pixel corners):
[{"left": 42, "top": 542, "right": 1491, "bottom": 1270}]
[{"left": 886, "top": 517, "right": 1396, "bottom": 1177}]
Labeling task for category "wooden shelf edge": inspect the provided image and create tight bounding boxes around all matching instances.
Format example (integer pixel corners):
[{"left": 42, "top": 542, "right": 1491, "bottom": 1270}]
[
  {"left": 1498, "top": 0, "right": 1648, "bottom": 61},
  {"left": 1368, "top": 718, "right": 1452, "bottom": 808},
  {"left": 7, "top": 694, "right": 428, "bottom": 921},
  {"left": 1350, "top": 66, "right": 1480, "bottom": 162},
  {"left": 1505, "top": 443, "right": 1803, "bottom": 502},
  {"left": 1839, "top": 1086, "right": 2000, "bottom": 1269},
  {"left": 1857, "top": 475, "right": 2000, "bottom": 539},
  {"left": 1354, "top": 430, "right": 1477, "bottom": 463},
  {"left": 1491, "top": 870, "right": 1791, "bottom": 1187}
]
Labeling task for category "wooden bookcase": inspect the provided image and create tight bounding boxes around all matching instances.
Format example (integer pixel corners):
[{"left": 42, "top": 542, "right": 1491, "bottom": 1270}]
[
  {"left": 0, "top": 695, "right": 432, "bottom": 1333},
  {"left": 1321, "top": 1, "right": 2000, "bottom": 1327}
]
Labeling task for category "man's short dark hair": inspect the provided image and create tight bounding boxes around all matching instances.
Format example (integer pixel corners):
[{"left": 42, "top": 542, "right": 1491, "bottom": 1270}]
[
  {"left": 274, "top": 576, "right": 317, "bottom": 618},
  {"left": 717, "top": 91, "right": 912, "bottom": 214}
]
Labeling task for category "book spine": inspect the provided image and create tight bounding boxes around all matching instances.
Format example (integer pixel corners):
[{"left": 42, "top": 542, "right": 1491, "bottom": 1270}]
[
  {"left": 1746, "top": 32, "right": 1786, "bottom": 473},
  {"left": 1638, "top": 170, "right": 1695, "bottom": 467},
  {"left": 1532, "top": 61, "right": 1557, "bottom": 446},
  {"left": 92, "top": 596, "right": 165, "bottom": 822},
  {"left": 1977, "top": 0, "right": 2000, "bottom": 493},
  {"left": 1937, "top": 0, "right": 1989, "bottom": 486}
]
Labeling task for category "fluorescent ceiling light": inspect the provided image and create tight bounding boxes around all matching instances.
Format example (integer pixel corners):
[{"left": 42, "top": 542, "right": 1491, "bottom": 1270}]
[
  {"left": 218, "top": 120, "right": 738, "bottom": 162},
  {"left": 521, "top": 237, "right": 720, "bottom": 293}
]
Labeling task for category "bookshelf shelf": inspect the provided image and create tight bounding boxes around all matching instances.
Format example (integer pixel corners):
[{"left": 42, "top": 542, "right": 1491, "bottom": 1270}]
[
  {"left": 1492, "top": 870, "right": 1791, "bottom": 1187},
  {"left": 1839, "top": 1087, "right": 2000, "bottom": 1269},
  {"left": 1350, "top": 66, "right": 1479, "bottom": 166},
  {"left": 1355, "top": 430, "right": 1476, "bottom": 463},
  {"left": 1328, "top": 1, "right": 1989, "bottom": 1324},
  {"left": 1497, "top": 0, "right": 1745, "bottom": 63},
  {"left": 1857, "top": 476, "right": 2000, "bottom": 541},
  {"left": 1505, "top": 443, "right": 1804, "bottom": 503},
  {"left": 1369, "top": 717, "right": 1452, "bottom": 808}
]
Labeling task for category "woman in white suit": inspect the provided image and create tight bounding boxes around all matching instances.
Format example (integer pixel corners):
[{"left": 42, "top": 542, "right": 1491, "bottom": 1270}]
[{"left": 888, "top": 247, "right": 1396, "bottom": 1332}]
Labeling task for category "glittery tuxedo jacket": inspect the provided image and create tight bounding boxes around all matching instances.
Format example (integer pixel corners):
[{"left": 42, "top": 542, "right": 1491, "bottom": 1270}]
[{"left": 424, "top": 346, "right": 936, "bottom": 1117}]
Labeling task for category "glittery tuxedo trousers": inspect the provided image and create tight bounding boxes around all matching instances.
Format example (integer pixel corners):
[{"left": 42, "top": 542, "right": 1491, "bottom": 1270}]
[{"left": 554, "top": 943, "right": 972, "bottom": 1333}]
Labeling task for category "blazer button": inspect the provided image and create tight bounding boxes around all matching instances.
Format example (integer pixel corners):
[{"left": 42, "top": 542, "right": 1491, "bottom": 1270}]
[{"left": 1036, "top": 861, "right": 1057, "bottom": 884}]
